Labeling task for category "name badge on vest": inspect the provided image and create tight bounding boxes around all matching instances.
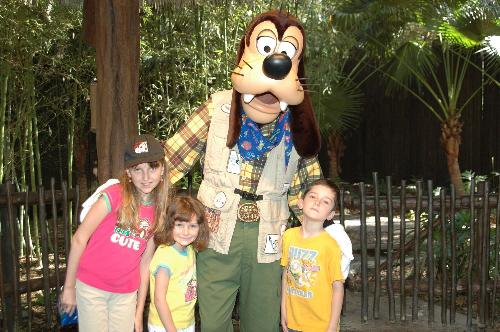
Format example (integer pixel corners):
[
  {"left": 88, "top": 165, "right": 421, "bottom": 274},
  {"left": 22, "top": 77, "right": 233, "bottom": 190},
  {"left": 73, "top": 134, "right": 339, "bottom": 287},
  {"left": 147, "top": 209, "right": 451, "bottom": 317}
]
[
  {"left": 264, "top": 234, "right": 279, "bottom": 254},
  {"left": 227, "top": 150, "right": 240, "bottom": 174}
]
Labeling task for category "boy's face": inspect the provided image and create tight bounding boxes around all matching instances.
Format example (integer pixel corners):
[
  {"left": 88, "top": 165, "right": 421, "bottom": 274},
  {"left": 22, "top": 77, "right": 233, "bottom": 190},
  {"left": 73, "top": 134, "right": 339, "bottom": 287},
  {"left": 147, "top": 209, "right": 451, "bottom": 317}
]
[{"left": 298, "top": 185, "right": 336, "bottom": 223}]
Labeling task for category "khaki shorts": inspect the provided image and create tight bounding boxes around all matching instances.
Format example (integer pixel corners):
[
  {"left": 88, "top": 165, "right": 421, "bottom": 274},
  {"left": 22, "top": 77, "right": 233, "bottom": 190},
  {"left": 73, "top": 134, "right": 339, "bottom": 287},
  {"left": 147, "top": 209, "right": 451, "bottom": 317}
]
[{"left": 76, "top": 279, "right": 137, "bottom": 332}]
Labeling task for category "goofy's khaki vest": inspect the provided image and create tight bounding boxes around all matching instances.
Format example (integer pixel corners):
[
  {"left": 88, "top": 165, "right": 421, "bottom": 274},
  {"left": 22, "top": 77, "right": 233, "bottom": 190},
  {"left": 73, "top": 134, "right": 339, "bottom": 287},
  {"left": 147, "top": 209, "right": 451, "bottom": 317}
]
[{"left": 197, "top": 90, "right": 300, "bottom": 263}]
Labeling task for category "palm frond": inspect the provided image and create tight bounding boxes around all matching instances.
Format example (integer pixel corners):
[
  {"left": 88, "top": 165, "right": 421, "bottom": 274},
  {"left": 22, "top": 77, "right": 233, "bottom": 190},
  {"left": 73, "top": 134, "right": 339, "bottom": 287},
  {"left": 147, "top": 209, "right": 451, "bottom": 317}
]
[
  {"left": 439, "top": 2, "right": 500, "bottom": 47},
  {"left": 315, "top": 79, "right": 363, "bottom": 135},
  {"left": 384, "top": 41, "right": 438, "bottom": 94}
]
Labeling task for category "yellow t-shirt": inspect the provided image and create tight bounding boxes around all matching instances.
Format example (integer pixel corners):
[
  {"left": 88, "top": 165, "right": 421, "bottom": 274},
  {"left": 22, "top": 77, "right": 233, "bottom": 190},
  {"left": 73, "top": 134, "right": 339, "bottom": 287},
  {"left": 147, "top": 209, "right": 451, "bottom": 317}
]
[
  {"left": 148, "top": 245, "right": 197, "bottom": 329},
  {"left": 281, "top": 227, "right": 344, "bottom": 332}
]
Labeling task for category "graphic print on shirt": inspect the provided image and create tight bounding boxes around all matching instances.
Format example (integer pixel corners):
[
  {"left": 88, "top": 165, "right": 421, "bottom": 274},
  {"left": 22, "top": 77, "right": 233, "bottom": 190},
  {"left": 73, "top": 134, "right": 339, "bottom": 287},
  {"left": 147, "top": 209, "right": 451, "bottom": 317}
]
[
  {"left": 286, "top": 246, "right": 320, "bottom": 299},
  {"left": 179, "top": 263, "right": 197, "bottom": 303},
  {"left": 185, "top": 278, "right": 197, "bottom": 303},
  {"left": 110, "top": 217, "right": 152, "bottom": 251}
]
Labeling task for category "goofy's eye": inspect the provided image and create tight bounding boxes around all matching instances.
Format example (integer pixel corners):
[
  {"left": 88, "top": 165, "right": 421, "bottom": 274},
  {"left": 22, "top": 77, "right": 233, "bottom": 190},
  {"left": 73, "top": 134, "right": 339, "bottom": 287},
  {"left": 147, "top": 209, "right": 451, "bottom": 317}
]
[
  {"left": 256, "top": 36, "right": 276, "bottom": 56},
  {"left": 277, "top": 41, "right": 297, "bottom": 58}
]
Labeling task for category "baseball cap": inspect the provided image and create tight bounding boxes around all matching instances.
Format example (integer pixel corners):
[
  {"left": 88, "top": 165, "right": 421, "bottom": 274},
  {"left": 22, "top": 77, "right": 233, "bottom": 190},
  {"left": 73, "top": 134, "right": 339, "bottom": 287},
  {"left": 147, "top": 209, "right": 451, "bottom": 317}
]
[{"left": 124, "top": 134, "right": 165, "bottom": 168}]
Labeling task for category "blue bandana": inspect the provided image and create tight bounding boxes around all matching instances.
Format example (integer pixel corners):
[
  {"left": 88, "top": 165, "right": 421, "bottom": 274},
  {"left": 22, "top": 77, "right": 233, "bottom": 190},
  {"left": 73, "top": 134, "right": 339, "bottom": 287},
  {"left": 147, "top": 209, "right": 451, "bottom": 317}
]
[{"left": 237, "top": 110, "right": 293, "bottom": 166}]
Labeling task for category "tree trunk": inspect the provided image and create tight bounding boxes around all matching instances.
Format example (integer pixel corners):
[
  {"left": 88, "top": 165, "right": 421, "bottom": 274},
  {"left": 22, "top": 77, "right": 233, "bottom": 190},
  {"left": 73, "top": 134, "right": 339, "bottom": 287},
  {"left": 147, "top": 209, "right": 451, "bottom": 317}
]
[
  {"left": 74, "top": 137, "right": 89, "bottom": 202},
  {"left": 85, "top": 0, "right": 140, "bottom": 182},
  {"left": 440, "top": 114, "right": 465, "bottom": 196},
  {"left": 327, "top": 133, "right": 346, "bottom": 180}
]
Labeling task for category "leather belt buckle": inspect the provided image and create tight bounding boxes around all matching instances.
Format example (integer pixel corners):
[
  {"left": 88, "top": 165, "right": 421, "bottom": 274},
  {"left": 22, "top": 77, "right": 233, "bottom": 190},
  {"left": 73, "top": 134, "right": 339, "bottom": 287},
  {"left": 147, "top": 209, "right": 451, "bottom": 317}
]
[
  {"left": 234, "top": 188, "right": 263, "bottom": 201},
  {"left": 237, "top": 202, "right": 260, "bottom": 222}
]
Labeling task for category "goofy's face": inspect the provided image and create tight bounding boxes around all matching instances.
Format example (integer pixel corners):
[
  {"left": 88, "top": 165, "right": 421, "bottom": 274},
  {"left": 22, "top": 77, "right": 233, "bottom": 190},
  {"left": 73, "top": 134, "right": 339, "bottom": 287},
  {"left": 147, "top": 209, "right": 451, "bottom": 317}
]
[{"left": 231, "top": 19, "right": 305, "bottom": 124}]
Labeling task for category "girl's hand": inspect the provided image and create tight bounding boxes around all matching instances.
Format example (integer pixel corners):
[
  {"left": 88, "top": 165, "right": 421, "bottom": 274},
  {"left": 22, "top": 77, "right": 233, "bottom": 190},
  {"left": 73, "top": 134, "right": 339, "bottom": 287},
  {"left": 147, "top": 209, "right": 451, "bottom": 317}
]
[
  {"left": 60, "top": 286, "right": 76, "bottom": 316},
  {"left": 134, "top": 312, "right": 143, "bottom": 332}
]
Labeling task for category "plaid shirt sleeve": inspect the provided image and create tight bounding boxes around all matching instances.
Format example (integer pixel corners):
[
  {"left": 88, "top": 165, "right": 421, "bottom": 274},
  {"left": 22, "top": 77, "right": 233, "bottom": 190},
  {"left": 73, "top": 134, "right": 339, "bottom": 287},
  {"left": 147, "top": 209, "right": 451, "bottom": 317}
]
[
  {"left": 165, "top": 103, "right": 210, "bottom": 184},
  {"left": 288, "top": 156, "right": 323, "bottom": 220}
]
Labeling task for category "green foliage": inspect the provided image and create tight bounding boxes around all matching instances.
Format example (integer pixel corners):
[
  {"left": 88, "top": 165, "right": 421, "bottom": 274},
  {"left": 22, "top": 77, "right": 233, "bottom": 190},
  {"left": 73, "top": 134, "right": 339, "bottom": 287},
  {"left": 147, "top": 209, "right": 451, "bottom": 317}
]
[
  {"left": 0, "top": 0, "right": 94, "bottom": 186},
  {"left": 0, "top": 0, "right": 369, "bottom": 185},
  {"left": 138, "top": 0, "right": 365, "bottom": 142},
  {"left": 139, "top": 2, "right": 258, "bottom": 138}
]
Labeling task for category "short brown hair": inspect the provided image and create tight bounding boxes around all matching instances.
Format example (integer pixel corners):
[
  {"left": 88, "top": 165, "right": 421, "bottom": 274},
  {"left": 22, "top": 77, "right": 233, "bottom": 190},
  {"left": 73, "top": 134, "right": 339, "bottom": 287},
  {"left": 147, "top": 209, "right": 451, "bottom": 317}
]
[
  {"left": 154, "top": 196, "right": 209, "bottom": 251},
  {"left": 303, "top": 179, "right": 339, "bottom": 211}
]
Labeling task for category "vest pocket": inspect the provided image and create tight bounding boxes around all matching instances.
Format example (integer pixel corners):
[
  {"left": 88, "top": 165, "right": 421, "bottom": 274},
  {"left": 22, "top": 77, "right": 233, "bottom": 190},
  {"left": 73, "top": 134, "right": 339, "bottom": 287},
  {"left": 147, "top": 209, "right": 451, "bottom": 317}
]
[
  {"left": 257, "top": 198, "right": 290, "bottom": 224},
  {"left": 197, "top": 181, "right": 236, "bottom": 213},
  {"left": 256, "top": 199, "right": 289, "bottom": 261},
  {"left": 204, "top": 135, "right": 228, "bottom": 172}
]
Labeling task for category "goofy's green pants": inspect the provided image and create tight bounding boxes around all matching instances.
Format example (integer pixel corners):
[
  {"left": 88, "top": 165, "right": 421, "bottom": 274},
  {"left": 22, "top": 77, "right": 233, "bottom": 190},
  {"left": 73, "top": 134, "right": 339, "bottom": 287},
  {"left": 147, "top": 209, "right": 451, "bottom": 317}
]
[{"left": 197, "top": 221, "right": 281, "bottom": 332}]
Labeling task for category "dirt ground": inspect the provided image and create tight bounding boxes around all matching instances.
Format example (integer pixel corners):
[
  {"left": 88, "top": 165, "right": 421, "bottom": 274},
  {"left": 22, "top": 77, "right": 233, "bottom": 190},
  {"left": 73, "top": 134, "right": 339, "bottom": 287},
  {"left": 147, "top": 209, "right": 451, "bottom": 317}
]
[{"left": 339, "top": 289, "right": 499, "bottom": 332}]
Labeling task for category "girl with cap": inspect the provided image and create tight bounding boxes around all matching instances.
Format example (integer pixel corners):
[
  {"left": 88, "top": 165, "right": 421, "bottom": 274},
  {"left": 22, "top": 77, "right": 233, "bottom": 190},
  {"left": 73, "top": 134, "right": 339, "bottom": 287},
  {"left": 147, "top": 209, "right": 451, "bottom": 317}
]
[{"left": 60, "top": 134, "right": 169, "bottom": 332}]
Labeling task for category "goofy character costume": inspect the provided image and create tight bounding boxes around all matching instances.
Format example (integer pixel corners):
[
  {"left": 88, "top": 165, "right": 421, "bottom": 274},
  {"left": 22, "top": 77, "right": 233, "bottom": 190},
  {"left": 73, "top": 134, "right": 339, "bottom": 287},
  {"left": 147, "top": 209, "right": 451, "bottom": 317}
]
[{"left": 165, "top": 10, "right": 322, "bottom": 332}]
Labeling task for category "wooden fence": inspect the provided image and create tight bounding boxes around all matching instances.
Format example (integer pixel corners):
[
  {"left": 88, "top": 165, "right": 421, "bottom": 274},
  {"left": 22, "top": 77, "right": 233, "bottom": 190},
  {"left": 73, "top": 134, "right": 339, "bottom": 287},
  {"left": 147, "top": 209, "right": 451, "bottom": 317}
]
[
  {"left": 1, "top": 174, "right": 499, "bottom": 331},
  {"left": 0, "top": 180, "right": 79, "bottom": 331},
  {"left": 340, "top": 172, "right": 500, "bottom": 330}
]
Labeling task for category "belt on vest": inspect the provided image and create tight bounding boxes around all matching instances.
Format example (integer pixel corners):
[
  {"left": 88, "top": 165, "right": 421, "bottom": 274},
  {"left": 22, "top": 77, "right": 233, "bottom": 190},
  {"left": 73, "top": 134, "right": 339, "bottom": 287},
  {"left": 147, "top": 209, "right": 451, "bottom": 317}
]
[{"left": 234, "top": 188, "right": 263, "bottom": 201}]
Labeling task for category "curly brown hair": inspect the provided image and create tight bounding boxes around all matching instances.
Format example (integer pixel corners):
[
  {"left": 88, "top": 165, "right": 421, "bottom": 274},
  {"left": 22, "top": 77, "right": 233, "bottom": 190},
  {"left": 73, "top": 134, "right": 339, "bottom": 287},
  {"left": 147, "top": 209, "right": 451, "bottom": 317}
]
[{"left": 154, "top": 196, "right": 209, "bottom": 251}]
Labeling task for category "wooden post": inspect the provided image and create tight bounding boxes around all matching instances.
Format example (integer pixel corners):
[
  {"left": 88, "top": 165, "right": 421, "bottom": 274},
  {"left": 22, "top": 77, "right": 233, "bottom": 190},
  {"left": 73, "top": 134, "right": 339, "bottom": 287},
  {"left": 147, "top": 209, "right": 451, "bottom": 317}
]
[
  {"left": 0, "top": 183, "right": 19, "bottom": 331},
  {"left": 83, "top": 0, "right": 139, "bottom": 182}
]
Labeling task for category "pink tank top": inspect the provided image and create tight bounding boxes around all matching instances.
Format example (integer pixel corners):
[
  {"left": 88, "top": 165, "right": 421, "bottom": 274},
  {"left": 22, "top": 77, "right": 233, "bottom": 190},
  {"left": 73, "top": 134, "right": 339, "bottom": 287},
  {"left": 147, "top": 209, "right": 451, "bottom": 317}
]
[{"left": 77, "top": 184, "right": 155, "bottom": 293}]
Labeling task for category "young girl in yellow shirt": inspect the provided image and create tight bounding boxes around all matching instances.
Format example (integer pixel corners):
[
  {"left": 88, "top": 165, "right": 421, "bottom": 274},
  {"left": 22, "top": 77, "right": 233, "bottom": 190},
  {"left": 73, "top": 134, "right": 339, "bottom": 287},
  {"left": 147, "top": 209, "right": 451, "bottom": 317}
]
[{"left": 148, "top": 196, "right": 209, "bottom": 332}]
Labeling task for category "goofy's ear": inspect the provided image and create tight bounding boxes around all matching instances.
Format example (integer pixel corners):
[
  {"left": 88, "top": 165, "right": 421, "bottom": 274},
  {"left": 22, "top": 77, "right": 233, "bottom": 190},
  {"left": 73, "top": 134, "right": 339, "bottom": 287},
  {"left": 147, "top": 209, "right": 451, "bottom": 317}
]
[
  {"left": 226, "top": 89, "right": 242, "bottom": 148},
  {"left": 226, "top": 36, "right": 246, "bottom": 148},
  {"left": 290, "top": 92, "right": 321, "bottom": 158},
  {"left": 290, "top": 60, "right": 321, "bottom": 158}
]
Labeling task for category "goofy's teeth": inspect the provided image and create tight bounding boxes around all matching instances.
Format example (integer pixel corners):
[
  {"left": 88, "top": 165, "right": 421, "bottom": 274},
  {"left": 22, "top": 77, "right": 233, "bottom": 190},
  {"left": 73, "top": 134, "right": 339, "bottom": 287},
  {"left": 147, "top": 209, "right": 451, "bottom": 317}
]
[
  {"left": 243, "top": 94, "right": 255, "bottom": 103},
  {"left": 279, "top": 101, "right": 288, "bottom": 111}
]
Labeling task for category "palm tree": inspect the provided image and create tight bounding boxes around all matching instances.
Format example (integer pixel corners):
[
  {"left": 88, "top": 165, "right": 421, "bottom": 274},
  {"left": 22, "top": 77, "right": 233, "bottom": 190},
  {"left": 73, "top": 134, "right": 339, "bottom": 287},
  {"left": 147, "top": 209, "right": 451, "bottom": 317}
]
[{"left": 333, "top": 0, "right": 500, "bottom": 195}]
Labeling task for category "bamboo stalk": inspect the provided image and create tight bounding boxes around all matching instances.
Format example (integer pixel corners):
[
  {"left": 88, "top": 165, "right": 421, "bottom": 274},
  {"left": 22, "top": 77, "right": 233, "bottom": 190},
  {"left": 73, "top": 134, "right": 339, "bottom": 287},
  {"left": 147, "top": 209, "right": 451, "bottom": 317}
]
[
  {"left": 0, "top": 67, "right": 8, "bottom": 183},
  {"left": 38, "top": 186, "right": 52, "bottom": 329},
  {"left": 28, "top": 118, "right": 41, "bottom": 259}
]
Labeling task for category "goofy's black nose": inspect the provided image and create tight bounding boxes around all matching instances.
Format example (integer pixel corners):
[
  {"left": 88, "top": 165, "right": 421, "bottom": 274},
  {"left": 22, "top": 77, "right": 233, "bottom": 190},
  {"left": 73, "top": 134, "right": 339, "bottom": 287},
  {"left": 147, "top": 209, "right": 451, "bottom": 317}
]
[{"left": 263, "top": 53, "right": 292, "bottom": 80}]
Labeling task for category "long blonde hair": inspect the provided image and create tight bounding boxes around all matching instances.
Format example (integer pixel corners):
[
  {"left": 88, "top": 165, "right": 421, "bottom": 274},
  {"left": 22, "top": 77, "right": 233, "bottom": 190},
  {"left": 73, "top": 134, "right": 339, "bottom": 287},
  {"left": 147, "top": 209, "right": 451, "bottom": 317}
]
[{"left": 116, "top": 158, "right": 170, "bottom": 234}]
